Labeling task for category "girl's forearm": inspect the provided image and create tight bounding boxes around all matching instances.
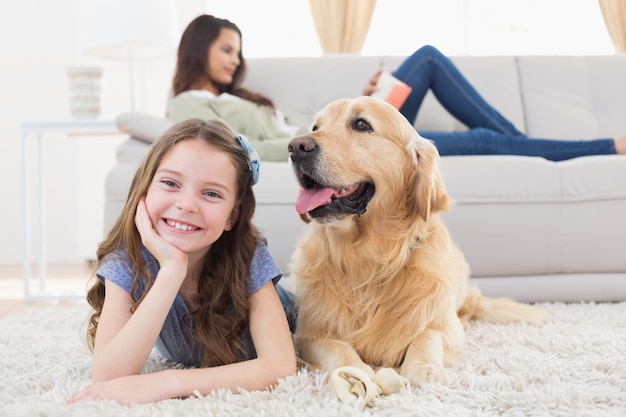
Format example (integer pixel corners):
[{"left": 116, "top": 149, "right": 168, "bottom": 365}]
[
  {"left": 161, "top": 355, "right": 298, "bottom": 400},
  {"left": 92, "top": 265, "right": 185, "bottom": 381}
]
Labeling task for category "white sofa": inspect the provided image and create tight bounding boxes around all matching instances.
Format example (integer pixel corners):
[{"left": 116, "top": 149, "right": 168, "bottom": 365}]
[{"left": 104, "top": 54, "right": 626, "bottom": 303}]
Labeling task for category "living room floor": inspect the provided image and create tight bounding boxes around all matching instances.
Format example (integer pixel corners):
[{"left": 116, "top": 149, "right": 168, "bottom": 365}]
[{"left": 0, "top": 263, "right": 92, "bottom": 316}]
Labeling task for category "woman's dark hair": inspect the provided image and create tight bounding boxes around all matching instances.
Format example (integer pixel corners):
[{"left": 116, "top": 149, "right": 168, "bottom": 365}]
[{"left": 172, "top": 14, "right": 274, "bottom": 108}]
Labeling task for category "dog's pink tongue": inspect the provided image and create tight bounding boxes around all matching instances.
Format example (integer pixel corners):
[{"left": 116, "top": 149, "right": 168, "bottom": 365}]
[{"left": 296, "top": 187, "right": 335, "bottom": 214}]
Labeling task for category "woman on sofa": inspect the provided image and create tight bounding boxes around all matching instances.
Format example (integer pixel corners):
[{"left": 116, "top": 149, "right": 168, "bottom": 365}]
[
  {"left": 169, "top": 14, "right": 626, "bottom": 162},
  {"left": 168, "top": 15, "right": 305, "bottom": 162}
]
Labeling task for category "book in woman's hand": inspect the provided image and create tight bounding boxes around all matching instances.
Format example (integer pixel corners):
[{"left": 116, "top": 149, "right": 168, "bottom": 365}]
[{"left": 371, "top": 71, "right": 412, "bottom": 110}]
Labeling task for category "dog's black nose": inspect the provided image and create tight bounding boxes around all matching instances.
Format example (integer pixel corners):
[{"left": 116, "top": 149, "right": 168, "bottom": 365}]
[{"left": 288, "top": 136, "right": 318, "bottom": 162}]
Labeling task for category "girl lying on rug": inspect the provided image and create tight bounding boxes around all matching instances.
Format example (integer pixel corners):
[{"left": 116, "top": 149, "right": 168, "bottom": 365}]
[{"left": 69, "top": 118, "right": 297, "bottom": 405}]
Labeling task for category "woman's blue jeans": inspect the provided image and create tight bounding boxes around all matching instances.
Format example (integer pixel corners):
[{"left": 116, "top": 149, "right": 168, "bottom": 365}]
[{"left": 392, "top": 45, "right": 616, "bottom": 161}]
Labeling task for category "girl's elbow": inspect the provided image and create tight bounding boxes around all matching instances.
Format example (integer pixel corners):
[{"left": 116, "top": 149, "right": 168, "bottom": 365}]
[
  {"left": 273, "top": 353, "right": 298, "bottom": 380},
  {"left": 284, "top": 358, "right": 298, "bottom": 377}
]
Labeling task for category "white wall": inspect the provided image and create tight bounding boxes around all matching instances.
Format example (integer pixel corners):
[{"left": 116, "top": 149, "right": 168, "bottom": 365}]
[
  {"left": 0, "top": 0, "right": 204, "bottom": 267},
  {"left": 206, "top": 0, "right": 614, "bottom": 57}
]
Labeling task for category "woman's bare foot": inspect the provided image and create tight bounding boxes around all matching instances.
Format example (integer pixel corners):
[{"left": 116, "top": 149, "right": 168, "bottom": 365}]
[{"left": 615, "top": 136, "right": 626, "bottom": 155}]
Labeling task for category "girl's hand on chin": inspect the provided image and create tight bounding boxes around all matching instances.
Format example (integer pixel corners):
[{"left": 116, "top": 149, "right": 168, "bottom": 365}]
[{"left": 135, "top": 197, "right": 188, "bottom": 269}]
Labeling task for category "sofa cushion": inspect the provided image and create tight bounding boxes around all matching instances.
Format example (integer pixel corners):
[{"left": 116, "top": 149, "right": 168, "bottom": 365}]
[
  {"left": 115, "top": 137, "right": 151, "bottom": 164},
  {"left": 439, "top": 154, "right": 626, "bottom": 277},
  {"left": 115, "top": 111, "right": 173, "bottom": 144},
  {"left": 244, "top": 56, "right": 383, "bottom": 129},
  {"left": 518, "top": 55, "right": 626, "bottom": 139}
]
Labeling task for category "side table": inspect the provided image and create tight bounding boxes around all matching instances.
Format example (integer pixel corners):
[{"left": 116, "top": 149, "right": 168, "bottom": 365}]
[{"left": 21, "top": 119, "right": 121, "bottom": 300}]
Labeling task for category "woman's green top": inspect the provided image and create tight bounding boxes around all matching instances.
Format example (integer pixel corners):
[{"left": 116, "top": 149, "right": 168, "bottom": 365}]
[{"left": 167, "top": 91, "right": 307, "bottom": 162}]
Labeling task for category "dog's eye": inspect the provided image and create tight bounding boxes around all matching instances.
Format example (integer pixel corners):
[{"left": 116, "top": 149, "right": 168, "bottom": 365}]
[
  {"left": 353, "top": 118, "right": 373, "bottom": 133},
  {"left": 311, "top": 124, "right": 318, "bottom": 132}
]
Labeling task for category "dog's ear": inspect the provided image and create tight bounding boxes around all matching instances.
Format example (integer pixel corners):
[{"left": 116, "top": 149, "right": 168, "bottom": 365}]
[{"left": 407, "top": 135, "right": 451, "bottom": 221}]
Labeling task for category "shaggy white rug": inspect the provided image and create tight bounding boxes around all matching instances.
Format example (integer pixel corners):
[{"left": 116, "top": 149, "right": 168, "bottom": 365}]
[{"left": 1, "top": 301, "right": 625, "bottom": 417}]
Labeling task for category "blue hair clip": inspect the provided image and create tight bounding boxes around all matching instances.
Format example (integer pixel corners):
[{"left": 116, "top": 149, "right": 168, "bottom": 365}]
[{"left": 236, "top": 134, "right": 260, "bottom": 185}]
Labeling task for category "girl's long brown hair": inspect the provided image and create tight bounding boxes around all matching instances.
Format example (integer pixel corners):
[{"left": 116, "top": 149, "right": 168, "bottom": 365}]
[
  {"left": 172, "top": 14, "right": 274, "bottom": 108},
  {"left": 86, "top": 118, "right": 260, "bottom": 367}
]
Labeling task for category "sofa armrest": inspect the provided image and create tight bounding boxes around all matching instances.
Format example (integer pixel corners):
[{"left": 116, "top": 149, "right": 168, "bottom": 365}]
[{"left": 115, "top": 111, "right": 174, "bottom": 144}]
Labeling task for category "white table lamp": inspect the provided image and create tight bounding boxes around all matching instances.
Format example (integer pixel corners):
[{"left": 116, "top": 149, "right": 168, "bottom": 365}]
[{"left": 77, "top": 0, "right": 180, "bottom": 111}]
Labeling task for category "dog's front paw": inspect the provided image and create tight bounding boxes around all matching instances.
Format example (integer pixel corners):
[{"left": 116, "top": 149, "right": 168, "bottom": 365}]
[
  {"left": 372, "top": 368, "right": 409, "bottom": 395},
  {"left": 330, "top": 366, "right": 381, "bottom": 404},
  {"left": 401, "top": 364, "right": 449, "bottom": 385}
]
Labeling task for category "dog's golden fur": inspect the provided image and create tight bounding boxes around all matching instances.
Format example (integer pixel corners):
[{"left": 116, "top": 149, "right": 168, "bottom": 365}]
[{"left": 288, "top": 97, "right": 550, "bottom": 384}]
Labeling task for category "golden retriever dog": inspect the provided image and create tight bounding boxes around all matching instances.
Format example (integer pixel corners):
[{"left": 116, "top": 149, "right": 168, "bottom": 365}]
[{"left": 287, "top": 97, "right": 551, "bottom": 399}]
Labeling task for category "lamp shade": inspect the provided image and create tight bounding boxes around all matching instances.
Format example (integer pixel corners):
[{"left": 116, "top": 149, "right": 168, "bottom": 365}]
[{"left": 77, "top": 0, "right": 180, "bottom": 60}]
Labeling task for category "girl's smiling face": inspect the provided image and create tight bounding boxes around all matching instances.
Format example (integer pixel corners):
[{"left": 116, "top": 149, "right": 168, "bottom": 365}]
[{"left": 144, "top": 137, "right": 240, "bottom": 257}]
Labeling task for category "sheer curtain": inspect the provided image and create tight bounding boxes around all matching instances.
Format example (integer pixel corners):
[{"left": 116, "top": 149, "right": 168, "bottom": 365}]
[
  {"left": 598, "top": 0, "right": 626, "bottom": 52},
  {"left": 308, "top": 0, "right": 377, "bottom": 54}
]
